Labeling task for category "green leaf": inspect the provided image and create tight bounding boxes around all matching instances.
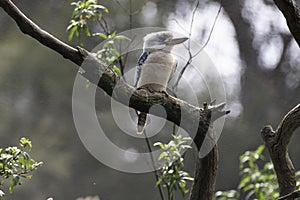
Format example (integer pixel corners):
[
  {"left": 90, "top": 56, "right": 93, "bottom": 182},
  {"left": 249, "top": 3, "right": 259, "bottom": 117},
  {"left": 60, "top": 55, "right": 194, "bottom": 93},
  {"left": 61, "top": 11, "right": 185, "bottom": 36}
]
[
  {"left": 240, "top": 154, "right": 249, "bottom": 164},
  {"left": 68, "top": 26, "right": 78, "bottom": 41},
  {"left": 167, "top": 140, "right": 176, "bottom": 148},
  {"left": 182, "top": 176, "right": 194, "bottom": 181},
  {"left": 102, "top": 42, "right": 110, "bottom": 49},
  {"left": 156, "top": 177, "right": 163, "bottom": 186},
  {"left": 255, "top": 145, "right": 265, "bottom": 155},
  {"left": 66, "top": 20, "right": 77, "bottom": 31},
  {"left": 112, "top": 66, "right": 121, "bottom": 75},
  {"left": 182, "top": 137, "right": 192, "bottom": 141},
  {"left": 263, "top": 162, "right": 273, "bottom": 171},
  {"left": 83, "top": 25, "right": 91, "bottom": 36},
  {"left": 0, "top": 190, "right": 4, "bottom": 197},
  {"left": 2, "top": 154, "right": 13, "bottom": 165},
  {"left": 92, "top": 4, "right": 108, "bottom": 12},
  {"left": 238, "top": 175, "right": 251, "bottom": 189},
  {"left": 153, "top": 142, "right": 166, "bottom": 150},
  {"left": 25, "top": 175, "right": 32, "bottom": 179},
  {"left": 85, "top": 80, "right": 91, "bottom": 88},
  {"left": 181, "top": 145, "right": 192, "bottom": 149},
  {"left": 93, "top": 33, "right": 107, "bottom": 39},
  {"left": 32, "top": 161, "right": 43, "bottom": 170},
  {"left": 158, "top": 152, "right": 167, "bottom": 161},
  {"left": 174, "top": 150, "right": 181, "bottom": 158},
  {"left": 111, "top": 31, "right": 116, "bottom": 37},
  {"left": 243, "top": 183, "right": 254, "bottom": 192},
  {"left": 114, "top": 35, "right": 130, "bottom": 41},
  {"left": 18, "top": 157, "right": 25, "bottom": 166},
  {"left": 9, "top": 175, "right": 20, "bottom": 194},
  {"left": 110, "top": 49, "right": 121, "bottom": 57},
  {"left": 19, "top": 137, "right": 32, "bottom": 149}
]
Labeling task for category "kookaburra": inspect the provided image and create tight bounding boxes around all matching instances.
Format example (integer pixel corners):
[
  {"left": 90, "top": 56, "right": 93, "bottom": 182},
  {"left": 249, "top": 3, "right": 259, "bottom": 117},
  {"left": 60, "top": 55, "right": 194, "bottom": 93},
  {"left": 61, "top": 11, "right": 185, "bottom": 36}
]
[{"left": 134, "top": 31, "right": 188, "bottom": 134}]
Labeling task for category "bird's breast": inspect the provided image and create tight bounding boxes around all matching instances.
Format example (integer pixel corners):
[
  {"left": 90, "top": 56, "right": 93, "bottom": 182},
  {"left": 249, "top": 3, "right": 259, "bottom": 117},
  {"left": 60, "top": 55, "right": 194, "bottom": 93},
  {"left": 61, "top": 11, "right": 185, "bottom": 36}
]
[{"left": 137, "top": 51, "right": 176, "bottom": 91}]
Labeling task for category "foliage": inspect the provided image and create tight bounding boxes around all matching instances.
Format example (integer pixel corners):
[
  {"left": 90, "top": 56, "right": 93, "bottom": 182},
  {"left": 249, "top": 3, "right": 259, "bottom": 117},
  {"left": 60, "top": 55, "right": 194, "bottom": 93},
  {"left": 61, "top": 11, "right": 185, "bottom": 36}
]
[
  {"left": 76, "top": 196, "right": 100, "bottom": 200},
  {"left": 93, "top": 31, "right": 130, "bottom": 73},
  {"left": 0, "top": 138, "right": 43, "bottom": 199},
  {"left": 215, "top": 145, "right": 300, "bottom": 200},
  {"left": 215, "top": 190, "right": 239, "bottom": 200},
  {"left": 238, "top": 145, "right": 278, "bottom": 199},
  {"left": 67, "top": 0, "right": 129, "bottom": 77},
  {"left": 67, "top": 0, "right": 108, "bottom": 44},
  {"left": 154, "top": 135, "right": 194, "bottom": 200}
]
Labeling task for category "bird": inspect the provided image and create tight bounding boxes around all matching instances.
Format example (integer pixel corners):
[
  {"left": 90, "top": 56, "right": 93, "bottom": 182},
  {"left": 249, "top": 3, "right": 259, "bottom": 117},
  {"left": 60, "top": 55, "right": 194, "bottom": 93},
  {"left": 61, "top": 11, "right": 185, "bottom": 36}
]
[{"left": 134, "top": 31, "right": 188, "bottom": 134}]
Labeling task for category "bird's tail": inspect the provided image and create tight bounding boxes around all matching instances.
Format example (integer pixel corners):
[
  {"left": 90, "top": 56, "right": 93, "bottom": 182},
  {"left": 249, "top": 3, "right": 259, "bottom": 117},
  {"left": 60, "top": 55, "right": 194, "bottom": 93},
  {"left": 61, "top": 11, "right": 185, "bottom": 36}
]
[{"left": 137, "top": 112, "right": 147, "bottom": 134}]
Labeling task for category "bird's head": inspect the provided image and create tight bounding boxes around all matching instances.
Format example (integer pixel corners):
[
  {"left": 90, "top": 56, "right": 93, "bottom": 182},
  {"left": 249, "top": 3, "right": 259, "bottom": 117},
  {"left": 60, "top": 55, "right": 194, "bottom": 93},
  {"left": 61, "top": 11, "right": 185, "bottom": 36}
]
[{"left": 143, "top": 31, "right": 188, "bottom": 52}]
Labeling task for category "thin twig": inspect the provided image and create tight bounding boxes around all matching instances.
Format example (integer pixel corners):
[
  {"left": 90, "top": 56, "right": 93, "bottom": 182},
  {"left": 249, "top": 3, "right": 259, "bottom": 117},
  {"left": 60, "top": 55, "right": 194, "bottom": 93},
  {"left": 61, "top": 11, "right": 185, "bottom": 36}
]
[
  {"left": 121, "top": 0, "right": 133, "bottom": 70},
  {"left": 129, "top": 0, "right": 133, "bottom": 30},
  {"left": 113, "top": 0, "right": 128, "bottom": 13},
  {"left": 96, "top": 12, "right": 111, "bottom": 36},
  {"left": 172, "top": 50, "right": 192, "bottom": 90},
  {"left": 143, "top": 131, "right": 166, "bottom": 200},
  {"left": 122, "top": 34, "right": 137, "bottom": 73},
  {"left": 193, "top": 1, "right": 222, "bottom": 57},
  {"left": 173, "top": 0, "right": 223, "bottom": 89},
  {"left": 112, "top": 0, "right": 144, "bottom": 75},
  {"left": 187, "top": 0, "right": 200, "bottom": 50},
  {"left": 170, "top": 18, "right": 189, "bottom": 34},
  {"left": 172, "top": 0, "right": 199, "bottom": 90}
]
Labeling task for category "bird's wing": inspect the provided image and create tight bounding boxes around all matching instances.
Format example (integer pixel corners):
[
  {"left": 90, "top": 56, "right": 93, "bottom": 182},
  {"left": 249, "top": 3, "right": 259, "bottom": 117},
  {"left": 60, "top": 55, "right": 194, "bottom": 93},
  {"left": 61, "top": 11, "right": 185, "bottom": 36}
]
[
  {"left": 168, "top": 59, "right": 178, "bottom": 83},
  {"left": 134, "top": 51, "right": 149, "bottom": 87}
]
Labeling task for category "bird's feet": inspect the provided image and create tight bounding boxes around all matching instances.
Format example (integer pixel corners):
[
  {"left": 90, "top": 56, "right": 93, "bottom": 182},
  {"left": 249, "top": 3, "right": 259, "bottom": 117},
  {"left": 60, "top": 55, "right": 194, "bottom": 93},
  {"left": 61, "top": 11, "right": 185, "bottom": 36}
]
[
  {"left": 136, "top": 86, "right": 156, "bottom": 94},
  {"left": 136, "top": 86, "right": 169, "bottom": 97}
]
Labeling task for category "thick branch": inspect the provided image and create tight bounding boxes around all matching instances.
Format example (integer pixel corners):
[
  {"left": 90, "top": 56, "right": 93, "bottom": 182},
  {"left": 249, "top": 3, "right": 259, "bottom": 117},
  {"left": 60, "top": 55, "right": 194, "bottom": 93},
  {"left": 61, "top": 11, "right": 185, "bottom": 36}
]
[
  {"left": 190, "top": 145, "right": 218, "bottom": 200},
  {"left": 0, "top": 0, "right": 84, "bottom": 65},
  {"left": 261, "top": 103, "right": 300, "bottom": 197},
  {"left": 274, "top": 0, "right": 300, "bottom": 47},
  {"left": 190, "top": 119, "right": 219, "bottom": 200}
]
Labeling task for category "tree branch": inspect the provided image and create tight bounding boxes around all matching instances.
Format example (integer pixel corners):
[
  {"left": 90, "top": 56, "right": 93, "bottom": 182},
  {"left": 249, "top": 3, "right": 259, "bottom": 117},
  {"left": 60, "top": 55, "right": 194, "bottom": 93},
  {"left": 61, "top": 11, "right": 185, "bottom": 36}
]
[
  {"left": 274, "top": 0, "right": 300, "bottom": 47},
  {"left": 278, "top": 190, "right": 300, "bottom": 200},
  {"left": 261, "top": 103, "right": 300, "bottom": 197},
  {"left": 190, "top": 145, "right": 218, "bottom": 200},
  {"left": 0, "top": 0, "right": 84, "bottom": 65}
]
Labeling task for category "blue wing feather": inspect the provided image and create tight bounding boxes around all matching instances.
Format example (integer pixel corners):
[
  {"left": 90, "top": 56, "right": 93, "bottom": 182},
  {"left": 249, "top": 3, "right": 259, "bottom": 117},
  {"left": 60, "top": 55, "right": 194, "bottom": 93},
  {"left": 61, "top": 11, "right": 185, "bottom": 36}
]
[{"left": 134, "top": 51, "right": 149, "bottom": 87}]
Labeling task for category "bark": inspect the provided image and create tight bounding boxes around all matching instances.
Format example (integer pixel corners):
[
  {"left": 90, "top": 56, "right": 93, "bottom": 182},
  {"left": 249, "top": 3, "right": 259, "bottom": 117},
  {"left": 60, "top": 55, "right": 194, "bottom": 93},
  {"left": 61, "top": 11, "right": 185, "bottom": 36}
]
[
  {"left": 274, "top": 0, "right": 300, "bottom": 47},
  {"left": 0, "top": 0, "right": 84, "bottom": 66},
  {"left": 261, "top": 104, "right": 300, "bottom": 199},
  {"left": 190, "top": 104, "right": 219, "bottom": 200},
  {"left": 190, "top": 145, "right": 218, "bottom": 200}
]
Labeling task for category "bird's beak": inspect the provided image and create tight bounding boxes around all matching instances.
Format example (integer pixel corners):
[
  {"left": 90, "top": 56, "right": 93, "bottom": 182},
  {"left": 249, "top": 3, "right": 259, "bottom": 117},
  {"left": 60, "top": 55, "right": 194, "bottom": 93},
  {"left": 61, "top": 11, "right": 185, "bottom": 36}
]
[{"left": 166, "top": 37, "right": 189, "bottom": 45}]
